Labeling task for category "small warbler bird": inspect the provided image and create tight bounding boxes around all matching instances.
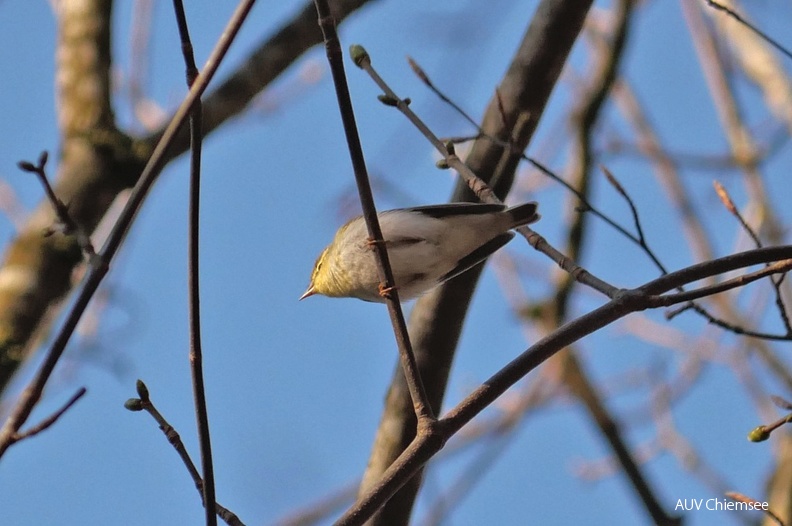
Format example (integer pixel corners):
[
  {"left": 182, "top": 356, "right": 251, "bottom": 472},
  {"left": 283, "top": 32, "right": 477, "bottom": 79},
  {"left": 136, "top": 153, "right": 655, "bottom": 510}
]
[{"left": 300, "top": 202, "right": 539, "bottom": 302}]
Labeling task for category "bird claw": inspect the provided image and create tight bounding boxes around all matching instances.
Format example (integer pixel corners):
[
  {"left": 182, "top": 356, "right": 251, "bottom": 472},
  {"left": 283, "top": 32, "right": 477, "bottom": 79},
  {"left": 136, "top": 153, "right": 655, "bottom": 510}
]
[
  {"left": 366, "top": 237, "right": 387, "bottom": 250},
  {"left": 378, "top": 283, "right": 395, "bottom": 299}
]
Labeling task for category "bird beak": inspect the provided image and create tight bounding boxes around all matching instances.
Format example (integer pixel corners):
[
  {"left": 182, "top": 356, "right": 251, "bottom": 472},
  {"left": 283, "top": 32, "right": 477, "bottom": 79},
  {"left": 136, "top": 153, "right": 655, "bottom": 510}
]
[{"left": 299, "top": 285, "right": 316, "bottom": 301}]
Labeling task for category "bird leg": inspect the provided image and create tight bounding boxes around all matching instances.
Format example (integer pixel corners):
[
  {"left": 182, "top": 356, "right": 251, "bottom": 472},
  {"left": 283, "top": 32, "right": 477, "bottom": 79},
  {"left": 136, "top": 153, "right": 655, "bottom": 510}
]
[
  {"left": 367, "top": 238, "right": 398, "bottom": 299},
  {"left": 378, "top": 282, "right": 396, "bottom": 299},
  {"left": 365, "top": 237, "right": 388, "bottom": 249}
]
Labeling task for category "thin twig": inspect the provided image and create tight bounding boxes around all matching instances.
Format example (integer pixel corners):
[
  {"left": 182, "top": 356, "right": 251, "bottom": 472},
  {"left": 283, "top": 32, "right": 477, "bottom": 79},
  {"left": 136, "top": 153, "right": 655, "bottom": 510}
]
[
  {"left": 601, "top": 165, "right": 646, "bottom": 245},
  {"left": 639, "top": 247, "right": 792, "bottom": 295},
  {"left": 610, "top": 79, "right": 717, "bottom": 263},
  {"left": 171, "top": 1, "right": 217, "bottom": 524},
  {"left": 713, "top": 181, "right": 791, "bottom": 335},
  {"left": 746, "top": 395, "right": 792, "bottom": 443},
  {"left": 705, "top": 0, "right": 792, "bottom": 61},
  {"left": 312, "top": 2, "right": 434, "bottom": 424},
  {"left": 669, "top": 302, "right": 792, "bottom": 341},
  {"left": 0, "top": 0, "right": 257, "bottom": 459},
  {"left": 11, "top": 387, "right": 87, "bottom": 443},
  {"left": 353, "top": 47, "right": 619, "bottom": 299},
  {"left": 407, "top": 57, "right": 480, "bottom": 131},
  {"left": 747, "top": 413, "right": 792, "bottom": 443},
  {"left": 597, "top": 164, "right": 780, "bottom": 340},
  {"left": 17, "top": 151, "right": 96, "bottom": 257},
  {"left": 124, "top": 381, "right": 244, "bottom": 526},
  {"left": 407, "top": 55, "right": 660, "bottom": 273},
  {"left": 406, "top": 55, "right": 672, "bottom": 297},
  {"left": 654, "top": 259, "right": 792, "bottom": 308},
  {"left": 713, "top": 181, "right": 761, "bottom": 247}
]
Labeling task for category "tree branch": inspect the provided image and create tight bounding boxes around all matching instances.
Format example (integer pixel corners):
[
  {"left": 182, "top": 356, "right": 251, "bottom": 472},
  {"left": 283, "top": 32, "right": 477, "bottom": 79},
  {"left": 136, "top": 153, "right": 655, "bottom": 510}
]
[{"left": 357, "top": 1, "right": 594, "bottom": 523}]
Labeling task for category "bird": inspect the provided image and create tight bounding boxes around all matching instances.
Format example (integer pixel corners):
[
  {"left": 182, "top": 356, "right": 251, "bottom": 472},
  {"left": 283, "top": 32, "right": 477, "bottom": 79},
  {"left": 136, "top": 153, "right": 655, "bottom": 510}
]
[{"left": 300, "top": 201, "right": 539, "bottom": 303}]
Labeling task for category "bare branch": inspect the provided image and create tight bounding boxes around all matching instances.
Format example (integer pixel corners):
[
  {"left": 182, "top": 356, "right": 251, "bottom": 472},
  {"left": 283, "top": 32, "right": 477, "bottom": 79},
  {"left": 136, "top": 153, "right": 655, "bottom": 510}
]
[
  {"left": 169, "top": 0, "right": 217, "bottom": 523},
  {"left": 314, "top": 1, "right": 435, "bottom": 429},
  {"left": 11, "top": 387, "right": 86, "bottom": 443},
  {"left": 18, "top": 152, "right": 96, "bottom": 257},
  {"left": 124, "top": 380, "right": 244, "bottom": 526},
  {"left": 340, "top": 245, "right": 792, "bottom": 524},
  {"left": 705, "top": 0, "right": 792, "bottom": 61}
]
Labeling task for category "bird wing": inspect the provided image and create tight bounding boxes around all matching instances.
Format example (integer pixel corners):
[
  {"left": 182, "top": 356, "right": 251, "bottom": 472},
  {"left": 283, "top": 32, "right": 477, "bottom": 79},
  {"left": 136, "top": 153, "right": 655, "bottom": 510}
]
[
  {"left": 437, "top": 232, "right": 515, "bottom": 283},
  {"left": 403, "top": 202, "right": 506, "bottom": 218},
  {"left": 383, "top": 235, "right": 431, "bottom": 248}
]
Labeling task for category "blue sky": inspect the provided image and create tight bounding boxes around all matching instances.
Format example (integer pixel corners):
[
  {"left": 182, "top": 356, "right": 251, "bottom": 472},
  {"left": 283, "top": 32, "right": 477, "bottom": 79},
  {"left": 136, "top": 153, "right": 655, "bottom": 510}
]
[{"left": 1, "top": 1, "right": 791, "bottom": 525}]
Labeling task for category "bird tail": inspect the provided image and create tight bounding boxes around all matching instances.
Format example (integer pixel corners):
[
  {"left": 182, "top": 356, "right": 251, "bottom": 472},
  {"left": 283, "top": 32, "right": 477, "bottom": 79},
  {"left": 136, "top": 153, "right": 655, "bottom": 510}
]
[{"left": 506, "top": 202, "right": 540, "bottom": 228}]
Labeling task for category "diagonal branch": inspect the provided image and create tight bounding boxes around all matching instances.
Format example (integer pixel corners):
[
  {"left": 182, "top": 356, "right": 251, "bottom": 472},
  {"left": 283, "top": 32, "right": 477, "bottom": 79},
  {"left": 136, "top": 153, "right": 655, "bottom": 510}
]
[{"left": 339, "top": 245, "right": 792, "bottom": 524}]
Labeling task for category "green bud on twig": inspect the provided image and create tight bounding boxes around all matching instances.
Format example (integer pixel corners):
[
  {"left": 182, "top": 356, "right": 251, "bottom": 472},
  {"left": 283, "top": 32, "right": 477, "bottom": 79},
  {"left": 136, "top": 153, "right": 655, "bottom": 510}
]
[
  {"left": 377, "top": 95, "right": 399, "bottom": 107},
  {"left": 747, "top": 426, "right": 770, "bottom": 442},
  {"left": 135, "top": 379, "right": 150, "bottom": 402},
  {"left": 124, "top": 398, "right": 144, "bottom": 412},
  {"left": 349, "top": 44, "right": 370, "bottom": 68}
]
